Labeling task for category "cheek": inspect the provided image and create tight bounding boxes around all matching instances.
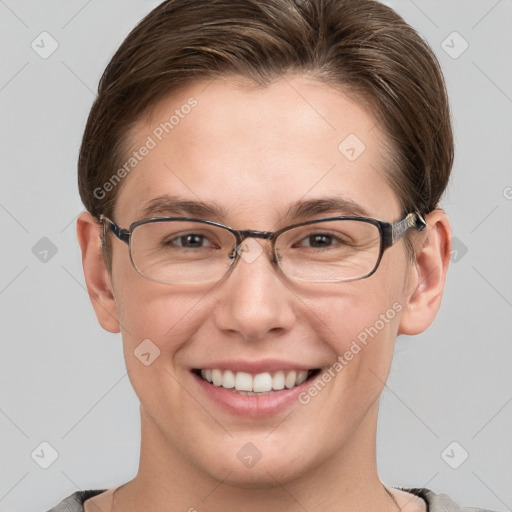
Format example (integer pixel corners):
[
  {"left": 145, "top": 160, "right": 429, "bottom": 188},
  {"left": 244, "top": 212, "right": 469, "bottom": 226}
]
[
  {"left": 116, "top": 283, "right": 209, "bottom": 348},
  {"left": 295, "top": 251, "right": 408, "bottom": 386},
  {"left": 112, "top": 279, "right": 212, "bottom": 415},
  {"left": 302, "top": 275, "right": 404, "bottom": 351},
  {"left": 110, "top": 248, "right": 212, "bottom": 365}
]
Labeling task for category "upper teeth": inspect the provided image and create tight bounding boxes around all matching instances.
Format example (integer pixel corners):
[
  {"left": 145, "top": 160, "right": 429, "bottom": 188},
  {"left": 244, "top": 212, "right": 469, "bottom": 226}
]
[{"left": 200, "top": 369, "right": 310, "bottom": 393}]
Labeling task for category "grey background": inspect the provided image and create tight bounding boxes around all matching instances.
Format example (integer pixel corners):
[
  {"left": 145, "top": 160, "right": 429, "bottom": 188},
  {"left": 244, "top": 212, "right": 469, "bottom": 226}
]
[{"left": 1, "top": 1, "right": 511, "bottom": 511}]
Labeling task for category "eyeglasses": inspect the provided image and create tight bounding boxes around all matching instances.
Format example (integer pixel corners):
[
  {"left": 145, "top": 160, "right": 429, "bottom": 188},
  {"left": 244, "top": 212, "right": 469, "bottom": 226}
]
[{"left": 99, "top": 212, "right": 426, "bottom": 284}]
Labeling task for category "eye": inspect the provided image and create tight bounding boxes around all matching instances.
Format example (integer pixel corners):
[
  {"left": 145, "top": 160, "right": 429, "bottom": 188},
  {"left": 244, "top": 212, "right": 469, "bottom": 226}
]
[
  {"left": 294, "top": 232, "right": 350, "bottom": 249},
  {"left": 165, "top": 232, "right": 216, "bottom": 249},
  {"left": 300, "top": 233, "right": 335, "bottom": 248}
]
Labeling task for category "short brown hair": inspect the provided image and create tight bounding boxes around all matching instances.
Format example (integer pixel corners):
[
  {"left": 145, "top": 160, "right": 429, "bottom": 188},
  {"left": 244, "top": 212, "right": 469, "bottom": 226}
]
[{"left": 78, "top": 0, "right": 453, "bottom": 262}]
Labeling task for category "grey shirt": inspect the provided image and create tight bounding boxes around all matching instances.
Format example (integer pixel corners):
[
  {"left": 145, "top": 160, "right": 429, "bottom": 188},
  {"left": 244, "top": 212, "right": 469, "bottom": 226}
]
[{"left": 45, "top": 488, "right": 498, "bottom": 512}]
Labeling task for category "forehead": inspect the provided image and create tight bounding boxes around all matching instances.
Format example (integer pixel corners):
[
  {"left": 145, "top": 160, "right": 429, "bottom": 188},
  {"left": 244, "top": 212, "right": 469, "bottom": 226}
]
[{"left": 114, "top": 75, "right": 400, "bottom": 227}]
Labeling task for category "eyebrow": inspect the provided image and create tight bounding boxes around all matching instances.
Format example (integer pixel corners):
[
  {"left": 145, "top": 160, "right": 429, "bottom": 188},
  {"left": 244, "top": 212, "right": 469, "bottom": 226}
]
[
  {"left": 283, "top": 197, "right": 371, "bottom": 221},
  {"left": 138, "top": 194, "right": 372, "bottom": 223},
  {"left": 140, "top": 195, "right": 229, "bottom": 219}
]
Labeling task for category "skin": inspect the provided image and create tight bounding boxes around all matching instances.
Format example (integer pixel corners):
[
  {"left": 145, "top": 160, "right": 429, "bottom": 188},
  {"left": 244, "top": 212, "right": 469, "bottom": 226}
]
[{"left": 78, "top": 75, "right": 451, "bottom": 512}]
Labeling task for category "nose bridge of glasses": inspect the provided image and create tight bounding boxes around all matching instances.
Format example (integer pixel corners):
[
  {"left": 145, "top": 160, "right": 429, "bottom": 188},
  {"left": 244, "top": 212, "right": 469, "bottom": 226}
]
[
  {"left": 238, "top": 229, "right": 273, "bottom": 241},
  {"left": 231, "top": 229, "right": 277, "bottom": 265}
]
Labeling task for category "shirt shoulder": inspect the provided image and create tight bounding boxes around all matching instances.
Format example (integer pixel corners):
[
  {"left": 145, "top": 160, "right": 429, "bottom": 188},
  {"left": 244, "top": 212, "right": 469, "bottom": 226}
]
[
  {"left": 44, "top": 490, "right": 107, "bottom": 512},
  {"left": 401, "top": 487, "right": 500, "bottom": 512},
  {"left": 44, "top": 487, "right": 501, "bottom": 512}
]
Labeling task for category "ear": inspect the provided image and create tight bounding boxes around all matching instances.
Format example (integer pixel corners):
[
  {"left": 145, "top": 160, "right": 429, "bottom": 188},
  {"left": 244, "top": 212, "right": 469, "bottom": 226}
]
[
  {"left": 398, "top": 209, "right": 451, "bottom": 335},
  {"left": 76, "top": 212, "right": 120, "bottom": 333}
]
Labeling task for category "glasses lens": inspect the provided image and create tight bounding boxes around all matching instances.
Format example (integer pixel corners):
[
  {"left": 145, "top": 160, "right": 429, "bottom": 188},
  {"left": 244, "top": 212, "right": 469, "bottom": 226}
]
[
  {"left": 130, "top": 220, "right": 236, "bottom": 284},
  {"left": 276, "top": 219, "right": 381, "bottom": 282}
]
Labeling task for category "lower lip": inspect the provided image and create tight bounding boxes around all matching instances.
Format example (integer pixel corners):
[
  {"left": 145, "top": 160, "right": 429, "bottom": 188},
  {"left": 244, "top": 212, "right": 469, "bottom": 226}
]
[{"left": 191, "top": 371, "right": 316, "bottom": 418}]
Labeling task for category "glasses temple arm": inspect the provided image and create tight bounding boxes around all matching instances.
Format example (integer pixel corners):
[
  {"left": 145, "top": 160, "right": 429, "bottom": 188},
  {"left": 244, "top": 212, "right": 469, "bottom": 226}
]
[
  {"left": 390, "top": 212, "right": 427, "bottom": 244},
  {"left": 99, "top": 215, "right": 130, "bottom": 243}
]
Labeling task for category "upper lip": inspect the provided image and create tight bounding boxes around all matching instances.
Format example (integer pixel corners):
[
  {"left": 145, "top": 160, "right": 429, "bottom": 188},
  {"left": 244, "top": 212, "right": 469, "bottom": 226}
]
[{"left": 192, "top": 359, "right": 320, "bottom": 374}]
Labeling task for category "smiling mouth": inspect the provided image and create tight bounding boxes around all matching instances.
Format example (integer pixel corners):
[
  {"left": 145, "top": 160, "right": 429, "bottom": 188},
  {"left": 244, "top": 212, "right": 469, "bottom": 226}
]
[{"left": 193, "top": 368, "right": 321, "bottom": 395}]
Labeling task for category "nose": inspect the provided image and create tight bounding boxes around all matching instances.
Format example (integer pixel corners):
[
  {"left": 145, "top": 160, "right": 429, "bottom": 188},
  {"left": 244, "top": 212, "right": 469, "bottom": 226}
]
[{"left": 212, "top": 238, "right": 296, "bottom": 341}]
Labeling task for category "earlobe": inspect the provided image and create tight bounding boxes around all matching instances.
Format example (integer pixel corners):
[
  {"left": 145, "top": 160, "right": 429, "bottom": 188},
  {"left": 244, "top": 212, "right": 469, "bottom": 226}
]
[
  {"left": 76, "top": 211, "right": 121, "bottom": 333},
  {"left": 398, "top": 209, "right": 452, "bottom": 336}
]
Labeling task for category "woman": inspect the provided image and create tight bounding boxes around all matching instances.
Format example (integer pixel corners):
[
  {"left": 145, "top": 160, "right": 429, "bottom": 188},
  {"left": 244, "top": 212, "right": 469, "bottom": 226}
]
[{"left": 46, "top": 0, "right": 495, "bottom": 511}]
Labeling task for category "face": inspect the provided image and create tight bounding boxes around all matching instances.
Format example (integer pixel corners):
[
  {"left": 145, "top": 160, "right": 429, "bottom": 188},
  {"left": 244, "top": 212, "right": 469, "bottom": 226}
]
[{"left": 93, "top": 75, "right": 420, "bottom": 486}]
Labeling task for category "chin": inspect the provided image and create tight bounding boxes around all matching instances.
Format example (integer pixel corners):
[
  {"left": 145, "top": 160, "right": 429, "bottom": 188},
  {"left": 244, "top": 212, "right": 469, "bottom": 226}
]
[
  {"left": 191, "top": 439, "right": 317, "bottom": 489},
  {"left": 208, "top": 462, "right": 306, "bottom": 489}
]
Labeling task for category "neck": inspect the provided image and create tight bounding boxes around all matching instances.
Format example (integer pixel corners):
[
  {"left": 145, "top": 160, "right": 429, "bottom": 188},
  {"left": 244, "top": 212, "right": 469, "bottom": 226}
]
[{"left": 112, "top": 402, "right": 400, "bottom": 512}]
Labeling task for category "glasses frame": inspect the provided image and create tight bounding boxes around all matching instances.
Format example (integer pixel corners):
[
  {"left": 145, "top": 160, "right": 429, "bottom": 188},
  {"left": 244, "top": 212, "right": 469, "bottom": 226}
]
[{"left": 99, "top": 211, "right": 427, "bottom": 284}]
